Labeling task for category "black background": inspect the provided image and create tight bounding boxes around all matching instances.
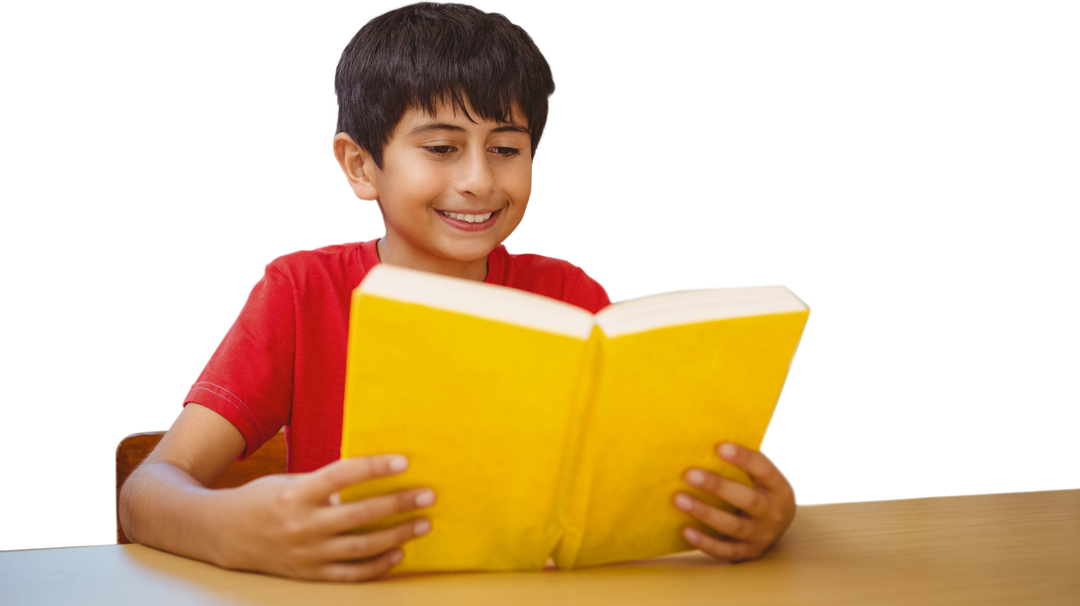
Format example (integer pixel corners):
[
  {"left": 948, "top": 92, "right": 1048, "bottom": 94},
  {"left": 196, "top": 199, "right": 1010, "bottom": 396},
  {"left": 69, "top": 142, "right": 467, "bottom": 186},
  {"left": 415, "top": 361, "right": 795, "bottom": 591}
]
[{"left": 6, "top": 2, "right": 1071, "bottom": 548}]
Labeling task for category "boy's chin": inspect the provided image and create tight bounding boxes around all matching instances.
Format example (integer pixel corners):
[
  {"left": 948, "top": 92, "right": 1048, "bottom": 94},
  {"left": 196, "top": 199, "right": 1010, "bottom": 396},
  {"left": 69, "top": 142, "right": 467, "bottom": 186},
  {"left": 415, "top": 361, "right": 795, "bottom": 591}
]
[{"left": 434, "top": 238, "right": 499, "bottom": 263}]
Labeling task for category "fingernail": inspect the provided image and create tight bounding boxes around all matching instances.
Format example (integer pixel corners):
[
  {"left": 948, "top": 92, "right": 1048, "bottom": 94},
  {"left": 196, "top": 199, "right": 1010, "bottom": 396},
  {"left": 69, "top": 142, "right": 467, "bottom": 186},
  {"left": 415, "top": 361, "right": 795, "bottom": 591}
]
[
  {"left": 415, "top": 489, "right": 435, "bottom": 508},
  {"left": 414, "top": 519, "right": 431, "bottom": 536},
  {"left": 684, "top": 527, "right": 700, "bottom": 543},
  {"left": 389, "top": 456, "right": 409, "bottom": 473},
  {"left": 719, "top": 443, "right": 738, "bottom": 460},
  {"left": 390, "top": 550, "right": 404, "bottom": 565},
  {"left": 686, "top": 469, "right": 706, "bottom": 486},
  {"left": 674, "top": 494, "right": 693, "bottom": 512}
]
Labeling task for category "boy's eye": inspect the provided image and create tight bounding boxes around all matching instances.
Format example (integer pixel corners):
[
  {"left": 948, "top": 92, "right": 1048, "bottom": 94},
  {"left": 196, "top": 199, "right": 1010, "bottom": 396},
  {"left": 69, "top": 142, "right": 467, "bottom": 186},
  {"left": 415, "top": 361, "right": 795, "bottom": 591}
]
[{"left": 423, "top": 144, "right": 520, "bottom": 156}]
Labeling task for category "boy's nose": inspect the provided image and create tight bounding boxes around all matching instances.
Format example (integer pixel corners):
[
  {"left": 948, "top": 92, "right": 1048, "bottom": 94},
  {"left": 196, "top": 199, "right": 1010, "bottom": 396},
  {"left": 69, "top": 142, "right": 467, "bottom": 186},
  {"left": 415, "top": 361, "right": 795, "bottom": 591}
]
[{"left": 455, "top": 146, "right": 496, "bottom": 200}]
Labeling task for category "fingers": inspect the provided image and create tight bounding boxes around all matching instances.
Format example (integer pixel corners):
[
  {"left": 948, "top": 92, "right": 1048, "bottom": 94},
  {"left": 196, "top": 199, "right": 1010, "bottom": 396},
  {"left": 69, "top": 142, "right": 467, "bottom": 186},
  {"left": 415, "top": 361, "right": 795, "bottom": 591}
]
[
  {"left": 674, "top": 444, "right": 796, "bottom": 565},
  {"left": 674, "top": 445, "right": 791, "bottom": 546},
  {"left": 716, "top": 443, "right": 788, "bottom": 493},
  {"left": 683, "top": 467, "right": 768, "bottom": 517},
  {"left": 317, "top": 518, "right": 431, "bottom": 562},
  {"left": 311, "top": 479, "right": 435, "bottom": 576},
  {"left": 673, "top": 493, "right": 755, "bottom": 541},
  {"left": 297, "top": 455, "right": 410, "bottom": 504},
  {"left": 678, "top": 527, "right": 747, "bottom": 566},
  {"left": 271, "top": 458, "right": 434, "bottom": 582},
  {"left": 316, "top": 487, "right": 436, "bottom": 535},
  {"left": 316, "top": 548, "right": 404, "bottom": 582}
]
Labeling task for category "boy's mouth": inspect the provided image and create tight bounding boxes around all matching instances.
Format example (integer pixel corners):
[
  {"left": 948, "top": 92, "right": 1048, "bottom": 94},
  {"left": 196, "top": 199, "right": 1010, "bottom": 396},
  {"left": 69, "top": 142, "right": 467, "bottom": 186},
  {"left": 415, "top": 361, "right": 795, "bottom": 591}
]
[{"left": 436, "top": 208, "right": 501, "bottom": 232}]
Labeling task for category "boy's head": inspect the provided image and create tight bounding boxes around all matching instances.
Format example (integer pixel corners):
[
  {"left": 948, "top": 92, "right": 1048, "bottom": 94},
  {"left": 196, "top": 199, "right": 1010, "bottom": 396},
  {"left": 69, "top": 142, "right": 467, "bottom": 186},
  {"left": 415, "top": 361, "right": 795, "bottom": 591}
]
[{"left": 332, "top": 3, "right": 556, "bottom": 275}]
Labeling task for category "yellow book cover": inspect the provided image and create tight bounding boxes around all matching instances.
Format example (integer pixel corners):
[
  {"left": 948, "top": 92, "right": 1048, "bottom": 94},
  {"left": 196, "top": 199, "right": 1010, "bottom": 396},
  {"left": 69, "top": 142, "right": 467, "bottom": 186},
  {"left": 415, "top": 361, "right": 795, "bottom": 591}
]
[{"left": 339, "top": 265, "right": 808, "bottom": 572}]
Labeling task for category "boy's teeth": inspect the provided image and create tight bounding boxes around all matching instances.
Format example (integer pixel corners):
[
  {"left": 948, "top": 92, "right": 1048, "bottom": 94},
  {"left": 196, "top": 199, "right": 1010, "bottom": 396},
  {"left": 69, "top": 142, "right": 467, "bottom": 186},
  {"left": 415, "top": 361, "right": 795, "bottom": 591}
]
[{"left": 441, "top": 211, "right": 493, "bottom": 223}]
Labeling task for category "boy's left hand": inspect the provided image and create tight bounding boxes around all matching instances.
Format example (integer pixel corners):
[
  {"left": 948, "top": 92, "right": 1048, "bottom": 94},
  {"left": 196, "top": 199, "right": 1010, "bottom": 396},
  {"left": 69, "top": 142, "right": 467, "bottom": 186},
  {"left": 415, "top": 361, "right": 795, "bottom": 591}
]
[{"left": 673, "top": 443, "right": 795, "bottom": 563}]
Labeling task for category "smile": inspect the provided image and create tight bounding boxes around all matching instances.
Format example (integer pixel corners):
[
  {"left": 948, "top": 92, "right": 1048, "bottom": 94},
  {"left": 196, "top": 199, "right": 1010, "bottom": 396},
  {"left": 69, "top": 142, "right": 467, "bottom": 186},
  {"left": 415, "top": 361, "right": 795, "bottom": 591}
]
[
  {"left": 438, "top": 211, "right": 493, "bottom": 223},
  {"left": 436, "top": 208, "right": 501, "bottom": 232}
]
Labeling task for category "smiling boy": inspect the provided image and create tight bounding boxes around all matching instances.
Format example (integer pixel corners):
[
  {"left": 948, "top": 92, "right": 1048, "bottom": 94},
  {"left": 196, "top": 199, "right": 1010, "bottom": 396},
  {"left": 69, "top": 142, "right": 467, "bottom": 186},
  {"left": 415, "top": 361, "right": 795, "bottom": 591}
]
[{"left": 118, "top": 2, "right": 795, "bottom": 582}]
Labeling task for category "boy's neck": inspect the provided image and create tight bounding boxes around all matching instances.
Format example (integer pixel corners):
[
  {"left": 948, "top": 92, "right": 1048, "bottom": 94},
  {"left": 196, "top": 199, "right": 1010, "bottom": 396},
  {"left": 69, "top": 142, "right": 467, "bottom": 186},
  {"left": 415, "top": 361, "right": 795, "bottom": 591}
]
[{"left": 376, "top": 236, "right": 489, "bottom": 282}]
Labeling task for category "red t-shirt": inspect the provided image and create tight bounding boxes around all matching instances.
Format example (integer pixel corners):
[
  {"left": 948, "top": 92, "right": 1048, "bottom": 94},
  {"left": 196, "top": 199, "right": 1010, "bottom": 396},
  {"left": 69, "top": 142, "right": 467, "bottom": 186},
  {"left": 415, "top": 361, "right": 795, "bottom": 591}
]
[{"left": 184, "top": 239, "right": 610, "bottom": 473}]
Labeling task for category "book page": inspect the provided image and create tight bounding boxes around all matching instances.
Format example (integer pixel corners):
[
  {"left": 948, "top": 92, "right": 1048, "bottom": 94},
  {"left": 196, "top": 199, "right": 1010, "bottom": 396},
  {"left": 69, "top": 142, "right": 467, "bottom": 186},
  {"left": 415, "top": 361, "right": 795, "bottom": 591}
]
[
  {"left": 596, "top": 285, "right": 807, "bottom": 338},
  {"left": 560, "top": 310, "right": 809, "bottom": 568},
  {"left": 361, "top": 264, "right": 595, "bottom": 339}
]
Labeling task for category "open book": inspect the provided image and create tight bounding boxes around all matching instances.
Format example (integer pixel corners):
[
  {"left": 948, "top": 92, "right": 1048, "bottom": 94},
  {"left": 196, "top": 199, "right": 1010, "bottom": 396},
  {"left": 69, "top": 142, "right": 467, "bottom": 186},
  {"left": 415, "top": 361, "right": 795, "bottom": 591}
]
[{"left": 339, "top": 265, "right": 809, "bottom": 572}]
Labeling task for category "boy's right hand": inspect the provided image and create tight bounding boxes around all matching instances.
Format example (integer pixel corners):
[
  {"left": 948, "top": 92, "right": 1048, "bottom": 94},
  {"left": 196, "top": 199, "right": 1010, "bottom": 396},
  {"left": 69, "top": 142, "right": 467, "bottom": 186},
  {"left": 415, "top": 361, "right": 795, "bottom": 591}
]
[{"left": 214, "top": 454, "right": 434, "bottom": 582}]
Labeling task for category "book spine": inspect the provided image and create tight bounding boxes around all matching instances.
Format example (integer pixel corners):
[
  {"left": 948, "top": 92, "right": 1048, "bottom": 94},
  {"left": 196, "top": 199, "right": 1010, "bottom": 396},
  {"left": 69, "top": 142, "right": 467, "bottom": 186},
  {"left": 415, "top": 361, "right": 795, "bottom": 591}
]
[{"left": 550, "top": 325, "right": 605, "bottom": 569}]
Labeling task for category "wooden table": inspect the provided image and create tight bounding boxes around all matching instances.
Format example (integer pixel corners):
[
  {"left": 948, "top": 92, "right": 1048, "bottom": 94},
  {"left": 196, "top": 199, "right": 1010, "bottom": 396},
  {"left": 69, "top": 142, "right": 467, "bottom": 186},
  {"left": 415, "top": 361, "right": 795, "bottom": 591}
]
[{"left": 3, "top": 490, "right": 1078, "bottom": 605}]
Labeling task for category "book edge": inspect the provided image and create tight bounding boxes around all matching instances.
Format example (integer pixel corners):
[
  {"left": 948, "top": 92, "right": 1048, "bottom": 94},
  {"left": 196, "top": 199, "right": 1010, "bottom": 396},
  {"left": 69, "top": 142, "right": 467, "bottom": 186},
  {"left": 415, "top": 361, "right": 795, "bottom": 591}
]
[
  {"left": 360, "top": 264, "right": 595, "bottom": 340},
  {"left": 596, "top": 285, "right": 808, "bottom": 338},
  {"left": 359, "top": 267, "right": 810, "bottom": 343}
]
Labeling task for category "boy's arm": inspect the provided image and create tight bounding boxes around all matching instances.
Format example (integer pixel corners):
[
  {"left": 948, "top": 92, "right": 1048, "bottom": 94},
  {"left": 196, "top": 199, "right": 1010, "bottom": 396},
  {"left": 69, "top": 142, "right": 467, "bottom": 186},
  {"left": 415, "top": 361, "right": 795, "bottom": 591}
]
[
  {"left": 118, "top": 403, "right": 247, "bottom": 565},
  {"left": 119, "top": 403, "right": 435, "bottom": 581}
]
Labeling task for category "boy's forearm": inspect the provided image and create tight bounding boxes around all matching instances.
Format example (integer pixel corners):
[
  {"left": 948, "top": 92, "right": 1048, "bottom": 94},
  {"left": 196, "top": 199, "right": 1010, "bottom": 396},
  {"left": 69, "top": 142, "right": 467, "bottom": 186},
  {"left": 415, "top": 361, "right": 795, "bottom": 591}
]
[{"left": 119, "top": 461, "right": 231, "bottom": 567}]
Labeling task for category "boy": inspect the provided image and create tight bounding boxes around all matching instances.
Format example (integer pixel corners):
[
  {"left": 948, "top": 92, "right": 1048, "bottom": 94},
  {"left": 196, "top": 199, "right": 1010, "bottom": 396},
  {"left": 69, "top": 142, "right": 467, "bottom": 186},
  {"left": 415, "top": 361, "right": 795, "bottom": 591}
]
[{"left": 119, "top": 2, "right": 795, "bottom": 582}]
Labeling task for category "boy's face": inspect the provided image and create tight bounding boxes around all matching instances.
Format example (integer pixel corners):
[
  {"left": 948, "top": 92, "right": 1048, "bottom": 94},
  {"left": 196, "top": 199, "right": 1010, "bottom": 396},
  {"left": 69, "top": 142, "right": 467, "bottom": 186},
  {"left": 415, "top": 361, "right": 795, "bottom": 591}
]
[{"left": 340, "top": 96, "right": 533, "bottom": 276}]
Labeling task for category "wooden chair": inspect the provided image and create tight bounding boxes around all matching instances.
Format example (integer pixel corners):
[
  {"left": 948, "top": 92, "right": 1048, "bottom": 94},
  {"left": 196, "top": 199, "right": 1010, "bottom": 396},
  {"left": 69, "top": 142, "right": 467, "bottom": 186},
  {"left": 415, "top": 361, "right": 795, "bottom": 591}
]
[{"left": 115, "top": 431, "right": 287, "bottom": 544}]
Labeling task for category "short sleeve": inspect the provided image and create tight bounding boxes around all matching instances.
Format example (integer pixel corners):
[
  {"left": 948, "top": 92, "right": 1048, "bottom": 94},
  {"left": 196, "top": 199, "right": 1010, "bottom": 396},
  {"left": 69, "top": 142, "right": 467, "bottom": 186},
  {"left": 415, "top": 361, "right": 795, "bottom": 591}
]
[
  {"left": 184, "top": 264, "right": 295, "bottom": 458},
  {"left": 566, "top": 268, "right": 611, "bottom": 314}
]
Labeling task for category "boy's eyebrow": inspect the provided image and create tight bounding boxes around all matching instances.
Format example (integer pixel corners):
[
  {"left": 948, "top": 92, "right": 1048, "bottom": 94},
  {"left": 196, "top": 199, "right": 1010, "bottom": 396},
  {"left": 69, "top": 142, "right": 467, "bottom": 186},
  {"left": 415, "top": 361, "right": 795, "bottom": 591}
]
[{"left": 408, "top": 122, "right": 530, "bottom": 136}]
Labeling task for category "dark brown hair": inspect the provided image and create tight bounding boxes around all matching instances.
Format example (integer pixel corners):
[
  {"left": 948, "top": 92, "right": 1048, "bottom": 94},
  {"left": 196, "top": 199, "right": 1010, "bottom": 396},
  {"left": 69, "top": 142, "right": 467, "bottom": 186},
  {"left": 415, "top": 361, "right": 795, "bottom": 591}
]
[{"left": 335, "top": 2, "right": 556, "bottom": 168}]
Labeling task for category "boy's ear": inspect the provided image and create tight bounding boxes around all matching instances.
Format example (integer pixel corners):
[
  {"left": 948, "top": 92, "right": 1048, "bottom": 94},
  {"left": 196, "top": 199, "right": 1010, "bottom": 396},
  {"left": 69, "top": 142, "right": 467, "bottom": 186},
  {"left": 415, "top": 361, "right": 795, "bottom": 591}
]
[{"left": 333, "top": 132, "right": 379, "bottom": 201}]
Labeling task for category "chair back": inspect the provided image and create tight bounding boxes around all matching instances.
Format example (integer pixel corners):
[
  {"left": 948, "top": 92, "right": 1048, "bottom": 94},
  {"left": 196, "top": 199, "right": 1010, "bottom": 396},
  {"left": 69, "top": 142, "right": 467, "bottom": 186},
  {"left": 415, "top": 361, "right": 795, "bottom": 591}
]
[{"left": 115, "top": 431, "right": 287, "bottom": 544}]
